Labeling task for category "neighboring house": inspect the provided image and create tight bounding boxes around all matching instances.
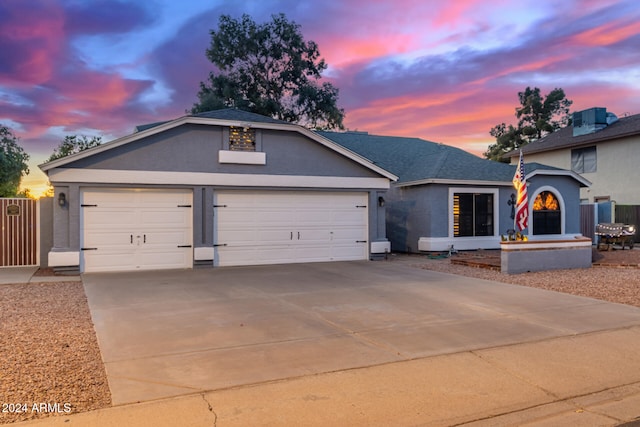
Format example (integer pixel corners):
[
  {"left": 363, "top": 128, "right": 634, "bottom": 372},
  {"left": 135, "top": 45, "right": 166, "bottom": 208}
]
[
  {"left": 39, "top": 109, "right": 397, "bottom": 273},
  {"left": 319, "top": 131, "right": 590, "bottom": 253},
  {"left": 505, "top": 107, "right": 640, "bottom": 205}
]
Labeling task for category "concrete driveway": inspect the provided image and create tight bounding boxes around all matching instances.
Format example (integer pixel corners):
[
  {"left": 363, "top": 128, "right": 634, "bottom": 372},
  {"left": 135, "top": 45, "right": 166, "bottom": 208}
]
[{"left": 83, "top": 261, "right": 640, "bottom": 406}]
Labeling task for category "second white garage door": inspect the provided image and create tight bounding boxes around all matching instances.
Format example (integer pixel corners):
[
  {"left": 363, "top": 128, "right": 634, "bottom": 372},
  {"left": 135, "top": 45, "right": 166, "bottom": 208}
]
[{"left": 214, "top": 191, "right": 369, "bottom": 266}]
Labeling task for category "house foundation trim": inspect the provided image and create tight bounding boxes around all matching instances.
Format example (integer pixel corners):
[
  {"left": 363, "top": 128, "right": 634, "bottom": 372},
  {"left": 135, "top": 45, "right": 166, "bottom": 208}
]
[{"left": 48, "top": 251, "right": 80, "bottom": 268}]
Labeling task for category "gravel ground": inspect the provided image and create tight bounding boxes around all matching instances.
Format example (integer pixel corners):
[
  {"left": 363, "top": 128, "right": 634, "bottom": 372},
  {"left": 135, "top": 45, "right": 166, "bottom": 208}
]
[
  {"left": 1, "top": 249, "right": 638, "bottom": 424},
  {"left": 0, "top": 281, "right": 111, "bottom": 424},
  {"left": 388, "top": 247, "right": 640, "bottom": 307}
]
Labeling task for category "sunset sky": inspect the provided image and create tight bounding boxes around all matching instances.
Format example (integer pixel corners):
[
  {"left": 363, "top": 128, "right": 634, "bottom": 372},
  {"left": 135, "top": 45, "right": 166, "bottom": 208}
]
[{"left": 2, "top": 0, "right": 639, "bottom": 197}]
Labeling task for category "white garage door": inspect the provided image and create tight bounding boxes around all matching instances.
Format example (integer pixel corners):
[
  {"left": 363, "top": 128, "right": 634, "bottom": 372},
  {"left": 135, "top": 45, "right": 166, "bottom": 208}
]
[
  {"left": 214, "top": 191, "right": 368, "bottom": 266},
  {"left": 81, "top": 188, "right": 192, "bottom": 272}
]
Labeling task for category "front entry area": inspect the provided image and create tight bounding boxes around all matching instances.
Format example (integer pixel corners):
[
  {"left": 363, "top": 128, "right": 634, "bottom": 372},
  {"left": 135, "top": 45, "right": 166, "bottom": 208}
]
[
  {"left": 214, "top": 190, "right": 369, "bottom": 266},
  {"left": 81, "top": 188, "right": 192, "bottom": 272}
]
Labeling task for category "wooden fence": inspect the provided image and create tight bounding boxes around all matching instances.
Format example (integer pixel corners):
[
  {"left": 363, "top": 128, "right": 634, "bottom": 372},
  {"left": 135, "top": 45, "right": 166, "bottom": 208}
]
[
  {"left": 616, "top": 205, "right": 640, "bottom": 244},
  {"left": 580, "top": 204, "right": 596, "bottom": 242},
  {"left": 1, "top": 198, "right": 38, "bottom": 267}
]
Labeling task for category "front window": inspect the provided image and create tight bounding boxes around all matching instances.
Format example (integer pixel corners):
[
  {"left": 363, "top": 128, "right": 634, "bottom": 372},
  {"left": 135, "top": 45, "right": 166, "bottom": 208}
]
[
  {"left": 229, "top": 126, "right": 256, "bottom": 151},
  {"left": 453, "top": 193, "right": 494, "bottom": 237},
  {"left": 533, "top": 191, "right": 561, "bottom": 234}
]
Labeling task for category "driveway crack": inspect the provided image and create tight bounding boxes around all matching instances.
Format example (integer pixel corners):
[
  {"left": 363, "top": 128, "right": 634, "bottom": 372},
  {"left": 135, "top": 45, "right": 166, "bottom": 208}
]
[{"left": 202, "top": 394, "right": 218, "bottom": 426}]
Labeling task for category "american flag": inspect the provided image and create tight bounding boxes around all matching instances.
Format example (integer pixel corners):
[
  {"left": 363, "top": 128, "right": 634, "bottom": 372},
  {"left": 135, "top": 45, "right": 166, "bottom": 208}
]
[{"left": 512, "top": 151, "right": 528, "bottom": 231}]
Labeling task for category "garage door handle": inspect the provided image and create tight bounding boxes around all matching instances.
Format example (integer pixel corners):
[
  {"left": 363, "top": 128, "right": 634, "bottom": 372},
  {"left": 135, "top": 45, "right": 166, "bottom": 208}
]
[
  {"left": 177, "top": 245, "right": 192, "bottom": 248},
  {"left": 213, "top": 244, "right": 227, "bottom": 247},
  {"left": 298, "top": 231, "right": 301, "bottom": 240},
  {"left": 290, "top": 232, "right": 293, "bottom": 240},
  {"left": 81, "top": 247, "right": 98, "bottom": 251},
  {"left": 356, "top": 240, "right": 367, "bottom": 243}
]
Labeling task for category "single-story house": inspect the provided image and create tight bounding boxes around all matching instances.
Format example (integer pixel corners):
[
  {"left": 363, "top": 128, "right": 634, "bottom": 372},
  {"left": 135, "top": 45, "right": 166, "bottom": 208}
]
[
  {"left": 505, "top": 107, "right": 640, "bottom": 205},
  {"left": 39, "top": 109, "right": 397, "bottom": 273},
  {"left": 318, "top": 131, "right": 591, "bottom": 253}
]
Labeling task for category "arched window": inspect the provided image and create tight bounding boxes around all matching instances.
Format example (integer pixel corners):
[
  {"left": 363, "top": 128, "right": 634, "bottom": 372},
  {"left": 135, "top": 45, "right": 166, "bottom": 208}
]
[{"left": 533, "top": 191, "right": 561, "bottom": 234}]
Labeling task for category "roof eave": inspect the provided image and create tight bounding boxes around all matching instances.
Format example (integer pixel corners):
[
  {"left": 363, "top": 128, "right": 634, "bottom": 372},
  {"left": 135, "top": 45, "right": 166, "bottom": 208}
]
[
  {"left": 513, "top": 128, "right": 640, "bottom": 157},
  {"left": 395, "top": 178, "right": 513, "bottom": 188},
  {"left": 525, "top": 169, "right": 591, "bottom": 187}
]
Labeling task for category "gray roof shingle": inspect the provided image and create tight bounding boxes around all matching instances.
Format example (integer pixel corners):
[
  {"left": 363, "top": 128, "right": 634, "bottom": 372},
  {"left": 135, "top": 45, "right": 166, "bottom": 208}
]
[
  {"left": 190, "top": 108, "right": 290, "bottom": 125},
  {"left": 317, "top": 131, "right": 515, "bottom": 184},
  {"left": 135, "top": 109, "right": 290, "bottom": 132}
]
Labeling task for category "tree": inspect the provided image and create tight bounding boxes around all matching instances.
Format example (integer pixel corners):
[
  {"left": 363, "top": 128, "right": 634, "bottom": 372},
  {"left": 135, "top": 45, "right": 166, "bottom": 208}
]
[
  {"left": 0, "top": 125, "right": 30, "bottom": 197},
  {"left": 485, "top": 87, "right": 573, "bottom": 162},
  {"left": 47, "top": 135, "right": 102, "bottom": 162},
  {"left": 191, "top": 13, "right": 345, "bottom": 129}
]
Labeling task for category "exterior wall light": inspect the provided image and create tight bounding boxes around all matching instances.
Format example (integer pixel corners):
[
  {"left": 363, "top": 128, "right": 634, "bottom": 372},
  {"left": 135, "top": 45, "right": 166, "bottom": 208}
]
[
  {"left": 378, "top": 196, "right": 385, "bottom": 207},
  {"left": 58, "top": 192, "right": 67, "bottom": 207}
]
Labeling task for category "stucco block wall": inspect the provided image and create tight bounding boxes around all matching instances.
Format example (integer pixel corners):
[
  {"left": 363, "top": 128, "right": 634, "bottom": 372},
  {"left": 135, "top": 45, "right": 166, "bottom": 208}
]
[{"left": 501, "top": 244, "right": 592, "bottom": 274}]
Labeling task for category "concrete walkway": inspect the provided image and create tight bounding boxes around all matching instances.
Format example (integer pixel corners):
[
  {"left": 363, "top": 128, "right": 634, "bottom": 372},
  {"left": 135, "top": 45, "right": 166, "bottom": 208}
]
[
  {"left": 10, "top": 261, "right": 640, "bottom": 426},
  {"left": 0, "top": 266, "right": 81, "bottom": 284},
  {"left": 16, "top": 327, "right": 640, "bottom": 426}
]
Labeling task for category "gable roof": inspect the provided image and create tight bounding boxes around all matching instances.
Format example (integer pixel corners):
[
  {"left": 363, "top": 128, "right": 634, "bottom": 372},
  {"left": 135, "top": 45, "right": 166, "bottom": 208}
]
[
  {"left": 319, "top": 131, "right": 590, "bottom": 187},
  {"left": 318, "top": 131, "right": 515, "bottom": 186},
  {"left": 191, "top": 109, "right": 290, "bottom": 124},
  {"left": 506, "top": 112, "right": 640, "bottom": 158},
  {"left": 133, "top": 109, "right": 290, "bottom": 133},
  {"left": 40, "top": 109, "right": 397, "bottom": 181}
]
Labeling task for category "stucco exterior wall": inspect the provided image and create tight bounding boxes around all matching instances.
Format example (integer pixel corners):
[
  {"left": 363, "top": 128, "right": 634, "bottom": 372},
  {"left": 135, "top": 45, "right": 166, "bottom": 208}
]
[
  {"left": 385, "top": 176, "right": 583, "bottom": 254},
  {"left": 64, "top": 124, "right": 380, "bottom": 179}
]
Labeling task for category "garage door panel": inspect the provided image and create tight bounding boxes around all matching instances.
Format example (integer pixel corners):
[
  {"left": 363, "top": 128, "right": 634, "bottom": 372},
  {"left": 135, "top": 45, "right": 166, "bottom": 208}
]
[
  {"left": 215, "top": 191, "right": 368, "bottom": 266},
  {"left": 143, "top": 230, "right": 191, "bottom": 246},
  {"left": 297, "top": 229, "right": 331, "bottom": 244},
  {"left": 84, "top": 209, "right": 136, "bottom": 229},
  {"left": 140, "top": 208, "right": 191, "bottom": 227},
  {"left": 331, "top": 226, "right": 367, "bottom": 240},
  {"left": 84, "top": 251, "right": 137, "bottom": 272},
  {"left": 332, "top": 243, "right": 367, "bottom": 260},
  {"left": 297, "top": 210, "right": 333, "bottom": 225},
  {"left": 82, "top": 189, "right": 192, "bottom": 272},
  {"left": 217, "top": 245, "right": 296, "bottom": 266},
  {"left": 332, "top": 210, "right": 367, "bottom": 225},
  {"left": 137, "top": 248, "right": 192, "bottom": 270},
  {"left": 84, "top": 231, "right": 134, "bottom": 247},
  {"left": 83, "top": 190, "right": 136, "bottom": 206}
]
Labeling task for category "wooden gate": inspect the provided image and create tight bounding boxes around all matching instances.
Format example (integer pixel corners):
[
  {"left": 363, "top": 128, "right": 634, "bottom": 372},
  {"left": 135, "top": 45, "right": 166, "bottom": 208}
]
[
  {"left": 616, "top": 205, "right": 640, "bottom": 244},
  {"left": 1, "top": 198, "right": 38, "bottom": 267},
  {"left": 580, "top": 203, "right": 596, "bottom": 242}
]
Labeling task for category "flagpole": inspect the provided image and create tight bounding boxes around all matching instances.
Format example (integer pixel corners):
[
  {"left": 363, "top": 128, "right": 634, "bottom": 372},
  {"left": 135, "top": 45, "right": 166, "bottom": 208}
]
[{"left": 513, "top": 151, "right": 519, "bottom": 232}]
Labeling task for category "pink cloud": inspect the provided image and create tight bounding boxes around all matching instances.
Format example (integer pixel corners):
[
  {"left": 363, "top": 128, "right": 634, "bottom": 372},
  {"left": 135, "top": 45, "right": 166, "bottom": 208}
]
[
  {"left": 571, "top": 18, "right": 640, "bottom": 46},
  {"left": 0, "top": 1, "right": 64, "bottom": 86}
]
